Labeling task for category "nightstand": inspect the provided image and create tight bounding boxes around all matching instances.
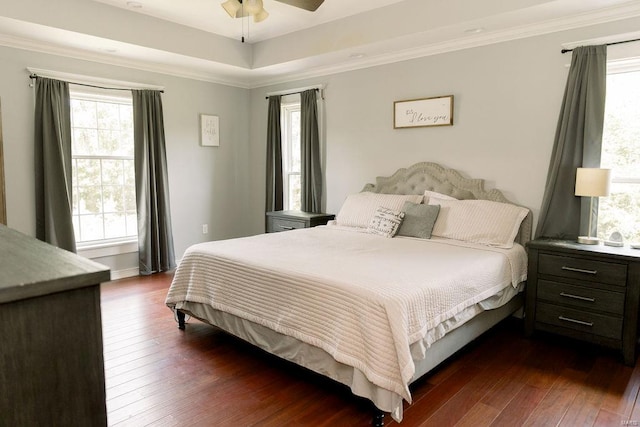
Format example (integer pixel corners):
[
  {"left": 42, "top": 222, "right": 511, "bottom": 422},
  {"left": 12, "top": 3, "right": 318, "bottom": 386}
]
[
  {"left": 266, "top": 210, "right": 335, "bottom": 233},
  {"left": 525, "top": 239, "right": 640, "bottom": 365}
]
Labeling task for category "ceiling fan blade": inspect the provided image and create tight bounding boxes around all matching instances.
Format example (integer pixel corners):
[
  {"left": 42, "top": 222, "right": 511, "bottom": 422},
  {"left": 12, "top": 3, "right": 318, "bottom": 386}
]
[{"left": 274, "top": 0, "right": 324, "bottom": 12}]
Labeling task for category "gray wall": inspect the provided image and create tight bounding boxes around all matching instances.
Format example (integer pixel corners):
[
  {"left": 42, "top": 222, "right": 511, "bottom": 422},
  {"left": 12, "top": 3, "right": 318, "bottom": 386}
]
[
  {"left": 248, "top": 17, "right": 640, "bottom": 237},
  {"left": 2, "top": 16, "right": 639, "bottom": 275},
  {"left": 0, "top": 45, "right": 251, "bottom": 273}
]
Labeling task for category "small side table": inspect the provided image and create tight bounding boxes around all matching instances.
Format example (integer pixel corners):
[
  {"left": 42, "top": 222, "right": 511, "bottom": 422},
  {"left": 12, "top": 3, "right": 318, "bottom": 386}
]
[
  {"left": 266, "top": 210, "right": 335, "bottom": 233},
  {"left": 525, "top": 238, "right": 640, "bottom": 365}
]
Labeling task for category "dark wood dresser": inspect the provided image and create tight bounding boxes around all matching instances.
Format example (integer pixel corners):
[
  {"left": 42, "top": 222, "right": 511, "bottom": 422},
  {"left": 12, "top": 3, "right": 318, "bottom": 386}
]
[
  {"left": 0, "top": 224, "right": 111, "bottom": 426},
  {"left": 525, "top": 238, "right": 640, "bottom": 365},
  {"left": 266, "top": 210, "right": 334, "bottom": 233}
]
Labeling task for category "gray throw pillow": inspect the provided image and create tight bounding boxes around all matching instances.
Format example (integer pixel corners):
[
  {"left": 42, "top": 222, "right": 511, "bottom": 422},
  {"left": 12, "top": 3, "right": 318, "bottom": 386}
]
[{"left": 396, "top": 202, "right": 440, "bottom": 239}]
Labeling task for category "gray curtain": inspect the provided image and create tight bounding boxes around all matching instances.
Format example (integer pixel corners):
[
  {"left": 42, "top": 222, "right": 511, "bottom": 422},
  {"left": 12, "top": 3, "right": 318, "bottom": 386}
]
[
  {"left": 266, "top": 95, "right": 283, "bottom": 213},
  {"left": 132, "top": 90, "right": 175, "bottom": 275},
  {"left": 300, "top": 89, "right": 322, "bottom": 213},
  {"left": 535, "top": 45, "right": 607, "bottom": 239},
  {"left": 34, "top": 77, "right": 76, "bottom": 253}
]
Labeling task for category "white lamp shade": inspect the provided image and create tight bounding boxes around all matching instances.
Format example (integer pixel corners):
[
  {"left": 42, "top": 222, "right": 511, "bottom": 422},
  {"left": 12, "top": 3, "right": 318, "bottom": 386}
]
[
  {"left": 222, "top": 0, "right": 242, "bottom": 17},
  {"left": 575, "top": 167, "right": 611, "bottom": 197}
]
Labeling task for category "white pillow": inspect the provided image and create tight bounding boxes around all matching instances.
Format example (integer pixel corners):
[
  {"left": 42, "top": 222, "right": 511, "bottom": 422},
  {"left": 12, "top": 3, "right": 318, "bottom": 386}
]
[
  {"left": 367, "top": 206, "right": 405, "bottom": 238},
  {"left": 429, "top": 199, "right": 529, "bottom": 248},
  {"left": 423, "top": 190, "right": 457, "bottom": 204},
  {"left": 336, "top": 192, "right": 423, "bottom": 229}
]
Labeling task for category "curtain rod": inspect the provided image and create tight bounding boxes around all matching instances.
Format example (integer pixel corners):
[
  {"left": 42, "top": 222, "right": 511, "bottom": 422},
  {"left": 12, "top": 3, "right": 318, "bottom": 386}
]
[
  {"left": 265, "top": 88, "right": 319, "bottom": 99},
  {"left": 561, "top": 37, "right": 640, "bottom": 54},
  {"left": 29, "top": 73, "right": 165, "bottom": 93}
]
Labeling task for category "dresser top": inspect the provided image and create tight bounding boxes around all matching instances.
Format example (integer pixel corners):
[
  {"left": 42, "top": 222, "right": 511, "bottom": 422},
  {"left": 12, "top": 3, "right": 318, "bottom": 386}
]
[
  {"left": 527, "top": 238, "right": 640, "bottom": 261},
  {"left": 0, "top": 225, "right": 111, "bottom": 303}
]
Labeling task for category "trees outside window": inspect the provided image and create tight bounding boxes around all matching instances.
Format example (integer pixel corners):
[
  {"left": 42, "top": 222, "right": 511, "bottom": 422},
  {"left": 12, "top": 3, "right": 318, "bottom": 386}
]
[
  {"left": 70, "top": 89, "right": 137, "bottom": 245},
  {"left": 282, "top": 102, "right": 301, "bottom": 211},
  {"left": 598, "top": 64, "right": 640, "bottom": 243}
]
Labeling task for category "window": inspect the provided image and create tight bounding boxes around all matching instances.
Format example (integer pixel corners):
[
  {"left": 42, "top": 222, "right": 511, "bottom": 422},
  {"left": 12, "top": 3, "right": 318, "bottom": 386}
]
[
  {"left": 282, "top": 102, "right": 301, "bottom": 210},
  {"left": 597, "top": 63, "right": 640, "bottom": 242},
  {"left": 70, "top": 88, "right": 137, "bottom": 246}
]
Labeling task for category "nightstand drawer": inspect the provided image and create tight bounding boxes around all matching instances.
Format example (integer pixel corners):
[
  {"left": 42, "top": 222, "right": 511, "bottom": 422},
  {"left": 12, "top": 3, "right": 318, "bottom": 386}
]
[
  {"left": 267, "top": 218, "right": 305, "bottom": 233},
  {"left": 539, "top": 254, "right": 627, "bottom": 286},
  {"left": 536, "top": 302, "right": 623, "bottom": 340},
  {"left": 526, "top": 239, "right": 640, "bottom": 365},
  {"left": 537, "top": 279, "right": 625, "bottom": 315}
]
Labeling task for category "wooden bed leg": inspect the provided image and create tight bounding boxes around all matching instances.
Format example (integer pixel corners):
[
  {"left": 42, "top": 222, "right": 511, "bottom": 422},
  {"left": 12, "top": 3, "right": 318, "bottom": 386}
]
[
  {"left": 372, "top": 410, "right": 385, "bottom": 427},
  {"left": 176, "top": 310, "right": 186, "bottom": 330}
]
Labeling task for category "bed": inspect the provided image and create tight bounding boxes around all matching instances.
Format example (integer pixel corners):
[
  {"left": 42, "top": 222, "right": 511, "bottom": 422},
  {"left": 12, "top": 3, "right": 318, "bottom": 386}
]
[{"left": 165, "top": 162, "right": 532, "bottom": 425}]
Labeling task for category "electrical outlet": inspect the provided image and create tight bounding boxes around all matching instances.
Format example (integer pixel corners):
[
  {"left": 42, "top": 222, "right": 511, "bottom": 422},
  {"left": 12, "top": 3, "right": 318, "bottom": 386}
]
[{"left": 202, "top": 224, "right": 208, "bottom": 234}]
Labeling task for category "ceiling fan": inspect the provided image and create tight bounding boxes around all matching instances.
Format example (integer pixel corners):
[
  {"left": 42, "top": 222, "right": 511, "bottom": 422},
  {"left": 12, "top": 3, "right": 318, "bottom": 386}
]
[{"left": 222, "top": 0, "right": 324, "bottom": 23}]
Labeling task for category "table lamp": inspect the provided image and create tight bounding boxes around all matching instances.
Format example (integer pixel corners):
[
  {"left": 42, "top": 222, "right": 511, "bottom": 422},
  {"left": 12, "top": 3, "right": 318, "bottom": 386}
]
[{"left": 575, "top": 167, "right": 611, "bottom": 245}]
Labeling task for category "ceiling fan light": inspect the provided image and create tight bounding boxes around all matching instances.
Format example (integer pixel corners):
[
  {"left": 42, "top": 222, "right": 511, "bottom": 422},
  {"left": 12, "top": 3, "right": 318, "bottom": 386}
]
[
  {"left": 243, "top": 0, "right": 263, "bottom": 14},
  {"left": 254, "top": 8, "right": 269, "bottom": 23},
  {"left": 221, "top": 0, "right": 242, "bottom": 18}
]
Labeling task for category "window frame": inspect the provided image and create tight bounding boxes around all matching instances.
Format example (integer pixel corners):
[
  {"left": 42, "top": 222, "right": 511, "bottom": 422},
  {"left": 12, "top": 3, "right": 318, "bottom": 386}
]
[
  {"left": 596, "top": 58, "right": 640, "bottom": 242},
  {"left": 281, "top": 100, "right": 301, "bottom": 211},
  {"left": 69, "top": 86, "right": 138, "bottom": 253}
]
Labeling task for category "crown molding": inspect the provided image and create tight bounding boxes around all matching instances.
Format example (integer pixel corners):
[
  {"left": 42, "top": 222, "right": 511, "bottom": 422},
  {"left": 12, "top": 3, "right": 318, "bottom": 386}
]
[
  {"left": 249, "top": 1, "right": 640, "bottom": 88},
  {"left": 0, "top": 33, "right": 254, "bottom": 89},
  {"left": 2, "top": 1, "right": 640, "bottom": 90}
]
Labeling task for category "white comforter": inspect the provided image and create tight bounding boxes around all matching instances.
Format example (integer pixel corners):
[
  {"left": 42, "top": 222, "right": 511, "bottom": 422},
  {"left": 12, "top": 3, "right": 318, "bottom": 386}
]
[{"left": 165, "top": 226, "right": 527, "bottom": 404}]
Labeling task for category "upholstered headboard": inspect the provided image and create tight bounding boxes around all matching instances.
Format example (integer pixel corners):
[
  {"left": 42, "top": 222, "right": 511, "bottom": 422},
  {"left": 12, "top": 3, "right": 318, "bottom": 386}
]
[{"left": 362, "top": 162, "right": 533, "bottom": 246}]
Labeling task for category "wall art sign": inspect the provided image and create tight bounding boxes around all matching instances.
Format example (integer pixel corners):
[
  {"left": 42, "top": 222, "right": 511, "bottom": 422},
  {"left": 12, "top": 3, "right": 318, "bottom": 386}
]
[
  {"left": 200, "top": 114, "right": 220, "bottom": 147},
  {"left": 394, "top": 95, "right": 454, "bottom": 129}
]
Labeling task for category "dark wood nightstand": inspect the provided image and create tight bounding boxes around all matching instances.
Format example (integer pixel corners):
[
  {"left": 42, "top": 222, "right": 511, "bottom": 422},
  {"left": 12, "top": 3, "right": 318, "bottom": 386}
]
[
  {"left": 525, "top": 239, "right": 640, "bottom": 365},
  {"left": 266, "top": 210, "right": 335, "bottom": 233}
]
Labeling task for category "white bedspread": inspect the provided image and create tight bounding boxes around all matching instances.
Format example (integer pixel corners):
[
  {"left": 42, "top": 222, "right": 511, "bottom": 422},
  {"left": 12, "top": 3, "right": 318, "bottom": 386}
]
[{"left": 165, "top": 226, "right": 527, "bottom": 404}]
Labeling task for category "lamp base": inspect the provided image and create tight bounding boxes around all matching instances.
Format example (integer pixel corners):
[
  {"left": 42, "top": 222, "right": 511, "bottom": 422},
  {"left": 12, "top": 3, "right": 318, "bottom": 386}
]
[{"left": 577, "top": 236, "right": 600, "bottom": 245}]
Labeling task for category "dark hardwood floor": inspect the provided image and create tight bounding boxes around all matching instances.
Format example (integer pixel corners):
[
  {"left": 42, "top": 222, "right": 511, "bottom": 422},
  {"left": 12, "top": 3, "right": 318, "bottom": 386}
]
[{"left": 101, "top": 273, "right": 640, "bottom": 426}]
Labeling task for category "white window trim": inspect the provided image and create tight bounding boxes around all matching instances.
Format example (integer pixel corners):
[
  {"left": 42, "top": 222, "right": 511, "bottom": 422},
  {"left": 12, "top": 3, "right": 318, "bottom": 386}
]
[
  {"left": 70, "top": 87, "right": 137, "bottom": 248},
  {"left": 77, "top": 240, "right": 138, "bottom": 259},
  {"left": 607, "top": 57, "right": 640, "bottom": 185},
  {"left": 282, "top": 100, "right": 301, "bottom": 211}
]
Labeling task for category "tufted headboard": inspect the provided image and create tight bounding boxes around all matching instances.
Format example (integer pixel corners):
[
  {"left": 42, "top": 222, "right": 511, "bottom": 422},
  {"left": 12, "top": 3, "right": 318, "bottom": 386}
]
[{"left": 361, "top": 162, "right": 533, "bottom": 246}]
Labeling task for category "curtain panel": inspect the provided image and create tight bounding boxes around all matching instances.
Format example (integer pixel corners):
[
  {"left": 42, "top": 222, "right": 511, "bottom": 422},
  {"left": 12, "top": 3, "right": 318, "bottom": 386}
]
[
  {"left": 265, "top": 95, "right": 283, "bottom": 214},
  {"left": 300, "top": 89, "right": 322, "bottom": 213},
  {"left": 132, "top": 90, "right": 176, "bottom": 275},
  {"left": 34, "top": 77, "right": 76, "bottom": 252},
  {"left": 535, "top": 45, "right": 607, "bottom": 239}
]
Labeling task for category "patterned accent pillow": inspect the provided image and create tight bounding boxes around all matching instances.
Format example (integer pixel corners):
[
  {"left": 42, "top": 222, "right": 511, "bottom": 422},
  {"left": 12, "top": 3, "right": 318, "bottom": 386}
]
[{"left": 367, "top": 206, "right": 405, "bottom": 238}]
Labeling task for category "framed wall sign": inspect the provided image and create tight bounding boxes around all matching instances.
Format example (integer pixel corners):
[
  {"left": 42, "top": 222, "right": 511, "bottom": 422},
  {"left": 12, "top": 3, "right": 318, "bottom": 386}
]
[
  {"left": 200, "top": 114, "right": 220, "bottom": 147},
  {"left": 394, "top": 95, "right": 454, "bottom": 129}
]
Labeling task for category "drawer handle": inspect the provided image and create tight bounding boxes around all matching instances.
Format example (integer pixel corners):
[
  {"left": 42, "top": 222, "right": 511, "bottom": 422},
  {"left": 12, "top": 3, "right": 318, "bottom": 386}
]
[
  {"left": 561, "top": 266, "right": 597, "bottom": 275},
  {"left": 558, "top": 316, "right": 594, "bottom": 327},
  {"left": 279, "top": 226, "right": 294, "bottom": 230},
  {"left": 559, "top": 292, "right": 596, "bottom": 302}
]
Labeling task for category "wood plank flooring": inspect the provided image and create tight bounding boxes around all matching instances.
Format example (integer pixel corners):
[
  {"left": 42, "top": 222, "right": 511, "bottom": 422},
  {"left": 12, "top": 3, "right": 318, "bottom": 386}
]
[{"left": 101, "top": 273, "right": 640, "bottom": 426}]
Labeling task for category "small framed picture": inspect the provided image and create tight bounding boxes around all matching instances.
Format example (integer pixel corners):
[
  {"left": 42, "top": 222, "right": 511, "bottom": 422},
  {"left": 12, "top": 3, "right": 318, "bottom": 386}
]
[
  {"left": 200, "top": 114, "right": 219, "bottom": 147},
  {"left": 394, "top": 95, "right": 454, "bottom": 129}
]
